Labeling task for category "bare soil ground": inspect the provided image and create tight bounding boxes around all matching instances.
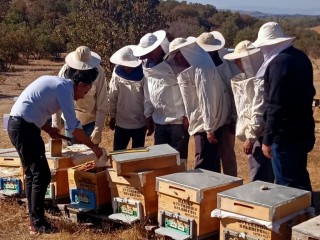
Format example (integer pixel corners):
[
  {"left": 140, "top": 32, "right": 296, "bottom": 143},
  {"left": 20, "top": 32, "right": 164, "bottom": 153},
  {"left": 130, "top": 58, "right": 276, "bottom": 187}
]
[{"left": 0, "top": 59, "right": 319, "bottom": 239}]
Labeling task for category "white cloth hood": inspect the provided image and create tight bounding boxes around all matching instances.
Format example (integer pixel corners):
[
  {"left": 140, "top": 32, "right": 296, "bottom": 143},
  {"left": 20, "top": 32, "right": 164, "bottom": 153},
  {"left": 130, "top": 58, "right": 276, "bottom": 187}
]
[
  {"left": 241, "top": 50, "right": 264, "bottom": 78},
  {"left": 180, "top": 43, "right": 214, "bottom": 70},
  {"left": 177, "top": 44, "right": 227, "bottom": 134},
  {"left": 256, "top": 39, "right": 293, "bottom": 78}
]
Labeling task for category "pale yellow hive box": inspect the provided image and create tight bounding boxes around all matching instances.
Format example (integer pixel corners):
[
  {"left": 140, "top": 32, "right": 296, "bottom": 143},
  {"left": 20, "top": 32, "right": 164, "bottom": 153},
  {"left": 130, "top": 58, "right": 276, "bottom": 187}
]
[
  {"left": 107, "top": 160, "right": 186, "bottom": 224},
  {"left": 213, "top": 181, "right": 313, "bottom": 240},
  {"left": 68, "top": 163, "right": 111, "bottom": 211},
  {"left": 110, "top": 144, "right": 181, "bottom": 176},
  {"left": 156, "top": 169, "right": 243, "bottom": 239}
]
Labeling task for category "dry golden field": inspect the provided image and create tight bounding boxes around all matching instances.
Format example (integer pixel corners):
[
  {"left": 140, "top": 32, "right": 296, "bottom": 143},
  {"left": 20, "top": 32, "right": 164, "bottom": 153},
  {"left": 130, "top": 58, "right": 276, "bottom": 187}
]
[{"left": 0, "top": 58, "right": 319, "bottom": 239}]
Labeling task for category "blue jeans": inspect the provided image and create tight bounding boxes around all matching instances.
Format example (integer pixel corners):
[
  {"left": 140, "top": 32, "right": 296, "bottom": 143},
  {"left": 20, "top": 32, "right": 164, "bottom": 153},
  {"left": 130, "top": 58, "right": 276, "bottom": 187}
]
[
  {"left": 65, "top": 121, "right": 95, "bottom": 145},
  {"left": 271, "top": 140, "right": 314, "bottom": 191}
]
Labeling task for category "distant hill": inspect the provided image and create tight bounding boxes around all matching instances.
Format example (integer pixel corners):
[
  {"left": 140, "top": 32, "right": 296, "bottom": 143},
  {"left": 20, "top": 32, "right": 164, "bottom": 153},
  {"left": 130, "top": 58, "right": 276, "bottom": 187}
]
[{"left": 226, "top": 9, "right": 313, "bottom": 19}]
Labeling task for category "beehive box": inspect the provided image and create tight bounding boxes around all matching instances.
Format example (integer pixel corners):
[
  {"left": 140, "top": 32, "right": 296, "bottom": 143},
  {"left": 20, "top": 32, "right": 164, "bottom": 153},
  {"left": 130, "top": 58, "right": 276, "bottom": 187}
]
[
  {"left": 0, "top": 166, "right": 24, "bottom": 195},
  {"left": 44, "top": 169, "right": 70, "bottom": 200},
  {"left": 215, "top": 181, "right": 312, "bottom": 240},
  {"left": 156, "top": 169, "right": 243, "bottom": 239},
  {"left": 68, "top": 163, "right": 111, "bottom": 211},
  {"left": 292, "top": 215, "right": 320, "bottom": 240},
  {"left": 0, "top": 148, "right": 21, "bottom": 167},
  {"left": 111, "top": 144, "right": 181, "bottom": 175},
  {"left": 107, "top": 161, "right": 186, "bottom": 223}
]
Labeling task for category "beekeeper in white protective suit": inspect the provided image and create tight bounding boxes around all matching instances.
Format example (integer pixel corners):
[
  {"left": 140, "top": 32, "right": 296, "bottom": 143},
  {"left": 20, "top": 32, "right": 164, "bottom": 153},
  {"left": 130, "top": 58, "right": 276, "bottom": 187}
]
[
  {"left": 224, "top": 40, "right": 274, "bottom": 182},
  {"left": 164, "top": 38, "right": 227, "bottom": 172},
  {"left": 52, "top": 46, "right": 108, "bottom": 145},
  {"left": 133, "top": 30, "right": 189, "bottom": 161},
  {"left": 108, "top": 45, "right": 146, "bottom": 151},
  {"left": 196, "top": 31, "right": 240, "bottom": 177}
]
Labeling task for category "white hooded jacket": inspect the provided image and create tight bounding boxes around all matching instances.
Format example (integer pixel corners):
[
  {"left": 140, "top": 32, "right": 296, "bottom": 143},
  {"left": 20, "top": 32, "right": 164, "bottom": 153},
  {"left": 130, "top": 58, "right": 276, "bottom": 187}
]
[
  {"left": 143, "top": 61, "right": 186, "bottom": 124},
  {"left": 231, "top": 51, "right": 265, "bottom": 142},
  {"left": 108, "top": 68, "right": 146, "bottom": 129},
  {"left": 177, "top": 43, "right": 227, "bottom": 135}
]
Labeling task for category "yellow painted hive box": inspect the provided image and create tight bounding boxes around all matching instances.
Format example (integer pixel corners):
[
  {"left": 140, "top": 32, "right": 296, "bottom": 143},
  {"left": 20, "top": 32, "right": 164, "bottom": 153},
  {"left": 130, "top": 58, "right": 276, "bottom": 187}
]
[
  {"left": 156, "top": 169, "right": 243, "bottom": 239},
  {"left": 111, "top": 144, "right": 181, "bottom": 176},
  {"left": 107, "top": 161, "right": 186, "bottom": 222},
  {"left": 68, "top": 163, "right": 111, "bottom": 211},
  {"left": 215, "top": 181, "right": 312, "bottom": 240},
  {"left": 0, "top": 148, "right": 21, "bottom": 167}
]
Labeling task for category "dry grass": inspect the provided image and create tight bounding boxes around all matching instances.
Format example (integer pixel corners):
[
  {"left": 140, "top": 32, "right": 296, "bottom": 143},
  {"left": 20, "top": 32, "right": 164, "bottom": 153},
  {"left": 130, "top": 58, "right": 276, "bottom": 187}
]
[{"left": 0, "top": 59, "right": 319, "bottom": 239}]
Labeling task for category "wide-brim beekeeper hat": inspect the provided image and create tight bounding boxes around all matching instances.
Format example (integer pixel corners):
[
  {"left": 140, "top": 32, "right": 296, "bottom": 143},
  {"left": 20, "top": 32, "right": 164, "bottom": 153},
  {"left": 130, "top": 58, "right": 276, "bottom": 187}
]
[
  {"left": 196, "top": 31, "right": 225, "bottom": 52},
  {"left": 253, "top": 22, "right": 295, "bottom": 48},
  {"left": 110, "top": 45, "right": 142, "bottom": 68},
  {"left": 224, "top": 40, "right": 260, "bottom": 60},
  {"left": 133, "top": 30, "right": 167, "bottom": 57},
  {"left": 65, "top": 46, "right": 101, "bottom": 70},
  {"left": 163, "top": 37, "right": 197, "bottom": 61}
]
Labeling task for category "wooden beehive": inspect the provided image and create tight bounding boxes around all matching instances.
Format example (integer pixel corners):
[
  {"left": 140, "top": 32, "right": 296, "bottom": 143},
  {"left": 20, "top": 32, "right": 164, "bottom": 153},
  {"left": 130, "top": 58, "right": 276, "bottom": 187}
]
[
  {"left": 292, "top": 215, "right": 320, "bottom": 240},
  {"left": 156, "top": 169, "right": 243, "bottom": 239},
  {"left": 68, "top": 163, "right": 111, "bottom": 211},
  {"left": 107, "top": 161, "right": 186, "bottom": 222},
  {"left": 0, "top": 148, "right": 25, "bottom": 195},
  {"left": 216, "top": 181, "right": 312, "bottom": 240},
  {"left": 111, "top": 144, "right": 181, "bottom": 175},
  {"left": 0, "top": 148, "right": 21, "bottom": 167}
]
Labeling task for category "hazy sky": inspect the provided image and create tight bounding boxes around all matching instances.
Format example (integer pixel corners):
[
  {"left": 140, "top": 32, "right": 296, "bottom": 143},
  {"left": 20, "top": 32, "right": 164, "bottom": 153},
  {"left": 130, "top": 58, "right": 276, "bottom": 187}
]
[{"left": 182, "top": 0, "right": 320, "bottom": 15}]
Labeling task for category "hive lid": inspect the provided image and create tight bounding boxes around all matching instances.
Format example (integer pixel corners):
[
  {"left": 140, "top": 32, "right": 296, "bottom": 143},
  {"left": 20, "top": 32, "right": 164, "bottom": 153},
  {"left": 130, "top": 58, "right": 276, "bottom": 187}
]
[
  {"left": 156, "top": 169, "right": 242, "bottom": 191},
  {"left": 111, "top": 144, "right": 178, "bottom": 162},
  {"left": 218, "top": 181, "right": 310, "bottom": 207}
]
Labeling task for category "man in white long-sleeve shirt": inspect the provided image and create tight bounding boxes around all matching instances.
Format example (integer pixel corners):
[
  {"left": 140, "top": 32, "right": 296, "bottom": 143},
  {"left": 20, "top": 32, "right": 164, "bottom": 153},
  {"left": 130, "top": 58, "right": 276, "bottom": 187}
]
[
  {"left": 164, "top": 38, "right": 227, "bottom": 172},
  {"left": 52, "top": 46, "right": 108, "bottom": 145},
  {"left": 133, "top": 30, "right": 189, "bottom": 160},
  {"left": 196, "top": 31, "right": 239, "bottom": 176}
]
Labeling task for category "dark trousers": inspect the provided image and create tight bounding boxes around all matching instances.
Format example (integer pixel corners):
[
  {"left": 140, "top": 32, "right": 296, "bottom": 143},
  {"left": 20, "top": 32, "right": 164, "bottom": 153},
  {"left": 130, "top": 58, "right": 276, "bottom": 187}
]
[
  {"left": 7, "top": 116, "right": 51, "bottom": 225},
  {"left": 194, "top": 131, "right": 220, "bottom": 172},
  {"left": 248, "top": 139, "right": 274, "bottom": 183},
  {"left": 113, "top": 126, "right": 146, "bottom": 151},
  {"left": 271, "top": 140, "right": 314, "bottom": 191},
  {"left": 154, "top": 123, "right": 189, "bottom": 160}
]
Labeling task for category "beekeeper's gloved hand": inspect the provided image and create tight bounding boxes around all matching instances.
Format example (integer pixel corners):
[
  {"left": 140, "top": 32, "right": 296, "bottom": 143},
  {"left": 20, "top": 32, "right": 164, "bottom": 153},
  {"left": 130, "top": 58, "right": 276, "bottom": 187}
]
[{"left": 90, "top": 127, "right": 102, "bottom": 145}]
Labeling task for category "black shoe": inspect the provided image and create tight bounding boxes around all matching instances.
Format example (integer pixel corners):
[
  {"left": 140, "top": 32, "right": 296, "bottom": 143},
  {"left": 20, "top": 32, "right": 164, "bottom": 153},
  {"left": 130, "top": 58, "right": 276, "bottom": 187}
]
[{"left": 29, "top": 222, "right": 57, "bottom": 235}]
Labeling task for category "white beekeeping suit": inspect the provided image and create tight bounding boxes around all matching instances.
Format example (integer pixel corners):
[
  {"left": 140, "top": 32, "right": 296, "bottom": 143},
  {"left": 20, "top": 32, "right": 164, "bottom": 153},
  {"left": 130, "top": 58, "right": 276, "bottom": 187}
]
[
  {"left": 230, "top": 47, "right": 265, "bottom": 142},
  {"left": 177, "top": 43, "right": 227, "bottom": 135},
  {"left": 108, "top": 68, "right": 146, "bottom": 129},
  {"left": 143, "top": 61, "right": 186, "bottom": 124}
]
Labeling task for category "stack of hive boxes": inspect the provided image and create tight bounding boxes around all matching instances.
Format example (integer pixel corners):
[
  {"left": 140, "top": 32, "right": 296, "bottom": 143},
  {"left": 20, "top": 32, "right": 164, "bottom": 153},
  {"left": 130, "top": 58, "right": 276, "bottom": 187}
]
[
  {"left": 106, "top": 144, "right": 186, "bottom": 224},
  {"left": 212, "top": 181, "right": 313, "bottom": 240},
  {"left": 155, "top": 169, "right": 243, "bottom": 239}
]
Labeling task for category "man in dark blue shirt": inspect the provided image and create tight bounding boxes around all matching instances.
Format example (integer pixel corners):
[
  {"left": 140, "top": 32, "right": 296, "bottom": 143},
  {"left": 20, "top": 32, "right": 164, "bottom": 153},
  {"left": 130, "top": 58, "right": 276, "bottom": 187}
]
[{"left": 253, "top": 22, "right": 315, "bottom": 191}]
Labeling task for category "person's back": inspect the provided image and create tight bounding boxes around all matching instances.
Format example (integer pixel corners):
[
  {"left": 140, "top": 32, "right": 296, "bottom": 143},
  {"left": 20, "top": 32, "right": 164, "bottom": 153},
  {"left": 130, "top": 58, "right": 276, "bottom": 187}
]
[{"left": 264, "top": 46, "right": 315, "bottom": 144}]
